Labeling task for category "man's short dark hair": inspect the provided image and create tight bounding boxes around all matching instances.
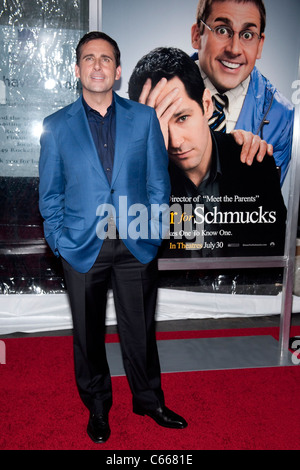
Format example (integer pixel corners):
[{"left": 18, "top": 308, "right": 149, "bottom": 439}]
[
  {"left": 196, "top": 0, "right": 266, "bottom": 34},
  {"left": 128, "top": 47, "right": 206, "bottom": 111},
  {"left": 76, "top": 31, "right": 121, "bottom": 67}
]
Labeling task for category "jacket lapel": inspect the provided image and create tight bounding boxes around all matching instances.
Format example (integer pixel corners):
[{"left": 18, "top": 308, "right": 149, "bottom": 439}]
[
  {"left": 66, "top": 97, "right": 110, "bottom": 185},
  {"left": 65, "top": 94, "right": 134, "bottom": 187},
  {"left": 111, "top": 93, "right": 134, "bottom": 186}
]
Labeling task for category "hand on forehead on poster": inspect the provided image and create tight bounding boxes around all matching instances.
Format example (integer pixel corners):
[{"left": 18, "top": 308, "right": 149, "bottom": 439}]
[
  {"left": 138, "top": 77, "right": 182, "bottom": 148},
  {"left": 231, "top": 129, "right": 273, "bottom": 166}
]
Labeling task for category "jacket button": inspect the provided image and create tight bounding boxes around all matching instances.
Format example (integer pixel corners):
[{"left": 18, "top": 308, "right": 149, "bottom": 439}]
[{"left": 111, "top": 189, "right": 114, "bottom": 194}]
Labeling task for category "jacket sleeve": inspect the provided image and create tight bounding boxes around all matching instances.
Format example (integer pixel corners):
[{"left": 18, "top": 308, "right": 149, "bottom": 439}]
[
  {"left": 146, "top": 108, "right": 171, "bottom": 244},
  {"left": 235, "top": 67, "right": 294, "bottom": 186},
  {"left": 39, "top": 117, "right": 65, "bottom": 257},
  {"left": 271, "top": 103, "right": 294, "bottom": 185}
]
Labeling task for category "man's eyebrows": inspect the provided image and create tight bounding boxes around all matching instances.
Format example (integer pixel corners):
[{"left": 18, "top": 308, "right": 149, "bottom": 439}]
[
  {"left": 82, "top": 53, "right": 113, "bottom": 59},
  {"left": 213, "top": 16, "right": 233, "bottom": 26},
  {"left": 173, "top": 107, "right": 192, "bottom": 118},
  {"left": 213, "top": 16, "right": 259, "bottom": 29}
]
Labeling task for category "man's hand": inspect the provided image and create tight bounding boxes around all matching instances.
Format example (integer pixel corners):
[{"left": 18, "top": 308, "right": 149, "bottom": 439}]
[
  {"left": 139, "top": 78, "right": 182, "bottom": 147},
  {"left": 139, "top": 79, "right": 274, "bottom": 165},
  {"left": 231, "top": 129, "right": 273, "bottom": 165}
]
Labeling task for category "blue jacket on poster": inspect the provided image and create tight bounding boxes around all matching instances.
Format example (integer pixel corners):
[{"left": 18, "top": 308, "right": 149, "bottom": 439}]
[{"left": 235, "top": 66, "right": 294, "bottom": 186}]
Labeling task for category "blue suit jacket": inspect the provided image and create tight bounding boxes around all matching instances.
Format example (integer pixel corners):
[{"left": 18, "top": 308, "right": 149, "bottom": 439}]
[{"left": 39, "top": 93, "right": 170, "bottom": 273}]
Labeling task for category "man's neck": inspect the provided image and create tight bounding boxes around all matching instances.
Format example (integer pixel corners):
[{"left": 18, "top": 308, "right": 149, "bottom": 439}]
[
  {"left": 185, "top": 133, "right": 213, "bottom": 187},
  {"left": 82, "top": 90, "right": 113, "bottom": 116},
  {"left": 186, "top": 163, "right": 210, "bottom": 187}
]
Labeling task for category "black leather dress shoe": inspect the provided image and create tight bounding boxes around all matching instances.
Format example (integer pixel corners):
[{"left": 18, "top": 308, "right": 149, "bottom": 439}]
[
  {"left": 133, "top": 405, "right": 188, "bottom": 429},
  {"left": 87, "top": 413, "right": 111, "bottom": 443}
]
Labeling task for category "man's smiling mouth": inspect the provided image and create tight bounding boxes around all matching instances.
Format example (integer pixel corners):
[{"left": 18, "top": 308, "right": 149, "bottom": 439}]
[{"left": 220, "top": 60, "right": 242, "bottom": 70}]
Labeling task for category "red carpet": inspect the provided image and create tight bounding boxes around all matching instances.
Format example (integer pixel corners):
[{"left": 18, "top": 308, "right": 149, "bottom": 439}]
[{"left": 1, "top": 328, "right": 300, "bottom": 450}]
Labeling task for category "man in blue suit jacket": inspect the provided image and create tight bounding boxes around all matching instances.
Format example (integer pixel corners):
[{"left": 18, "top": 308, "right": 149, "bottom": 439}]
[
  {"left": 39, "top": 32, "right": 187, "bottom": 444},
  {"left": 191, "top": 0, "right": 294, "bottom": 186}
]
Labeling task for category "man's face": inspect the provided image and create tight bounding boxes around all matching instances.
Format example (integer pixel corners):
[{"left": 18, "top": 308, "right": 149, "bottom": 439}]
[
  {"left": 75, "top": 39, "right": 121, "bottom": 98},
  {"left": 191, "top": 0, "right": 265, "bottom": 92},
  {"left": 157, "top": 77, "right": 213, "bottom": 180}
]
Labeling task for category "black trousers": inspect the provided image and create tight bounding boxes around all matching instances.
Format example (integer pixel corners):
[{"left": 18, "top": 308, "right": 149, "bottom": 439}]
[{"left": 61, "top": 237, "right": 164, "bottom": 415}]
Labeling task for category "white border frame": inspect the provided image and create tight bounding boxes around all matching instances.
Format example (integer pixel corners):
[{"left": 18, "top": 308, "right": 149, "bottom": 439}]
[{"left": 89, "top": 0, "right": 102, "bottom": 31}]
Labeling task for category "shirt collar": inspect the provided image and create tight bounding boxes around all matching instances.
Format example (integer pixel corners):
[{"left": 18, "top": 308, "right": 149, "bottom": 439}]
[
  {"left": 196, "top": 60, "right": 250, "bottom": 114},
  {"left": 202, "top": 130, "right": 222, "bottom": 185},
  {"left": 82, "top": 94, "right": 115, "bottom": 118}
]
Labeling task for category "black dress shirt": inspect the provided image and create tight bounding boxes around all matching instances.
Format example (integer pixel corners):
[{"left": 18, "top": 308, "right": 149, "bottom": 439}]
[
  {"left": 83, "top": 96, "right": 116, "bottom": 184},
  {"left": 167, "top": 131, "right": 223, "bottom": 257}
]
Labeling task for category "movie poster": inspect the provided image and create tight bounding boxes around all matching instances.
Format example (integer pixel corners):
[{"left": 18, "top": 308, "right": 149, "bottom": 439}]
[{"left": 102, "top": 0, "right": 298, "bottom": 260}]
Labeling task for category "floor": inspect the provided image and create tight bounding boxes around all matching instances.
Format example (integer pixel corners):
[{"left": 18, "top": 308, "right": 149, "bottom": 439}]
[
  {"left": 1, "top": 312, "right": 300, "bottom": 338},
  {"left": 2, "top": 314, "right": 300, "bottom": 371}
]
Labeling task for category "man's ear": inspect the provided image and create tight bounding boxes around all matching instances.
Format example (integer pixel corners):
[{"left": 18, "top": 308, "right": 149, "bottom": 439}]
[
  {"left": 202, "top": 88, "right": 213, "bottom": 119},
  {"left": 75, "top": 64, "right": 80, "bottom": 79},
  {"left": 115, "top": 65, "right": 122, "bottom": 81},
  {"left": 256, "top": 33, "right": 265, "bottom": 60},
  {"left": 191, "top": 23, "right": 201, "bottom": 50}
]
